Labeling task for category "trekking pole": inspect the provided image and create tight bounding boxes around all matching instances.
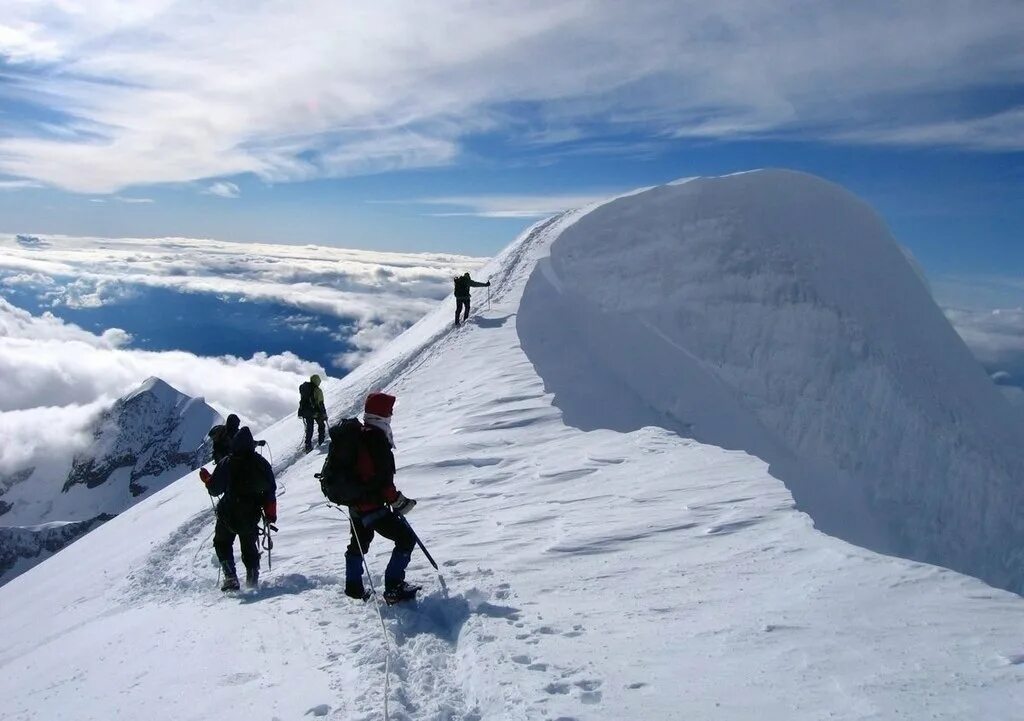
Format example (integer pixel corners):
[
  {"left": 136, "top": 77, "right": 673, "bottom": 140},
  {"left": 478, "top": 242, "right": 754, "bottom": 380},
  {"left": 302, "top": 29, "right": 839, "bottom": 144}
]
[
  {"left": 487, "top": 279, "right": 491, "bottom": 312},
  {"left": 400, "top": 517, "right": 448, "bottom": 596}
]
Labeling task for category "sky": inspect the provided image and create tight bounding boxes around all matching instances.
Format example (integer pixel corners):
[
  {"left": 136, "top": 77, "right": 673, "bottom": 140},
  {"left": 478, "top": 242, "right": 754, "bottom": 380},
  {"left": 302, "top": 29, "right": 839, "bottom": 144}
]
[{"left": 0, "top": 1, "right": 1020, "bottom": 267}]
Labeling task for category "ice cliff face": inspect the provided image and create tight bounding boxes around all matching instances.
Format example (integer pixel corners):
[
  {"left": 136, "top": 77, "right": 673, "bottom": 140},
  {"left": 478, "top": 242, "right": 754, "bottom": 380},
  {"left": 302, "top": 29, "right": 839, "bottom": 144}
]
[
  {"left": 0, "top": 377, "right": 217, "bottom": 583},
  {"left": 520, "top": 169, "right": 1024, "bottom": 592}
]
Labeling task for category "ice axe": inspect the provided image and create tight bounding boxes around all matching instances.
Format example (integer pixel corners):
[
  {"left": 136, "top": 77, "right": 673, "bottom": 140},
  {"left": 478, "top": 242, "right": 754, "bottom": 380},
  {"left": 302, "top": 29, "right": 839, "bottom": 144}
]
[{"left": 400, "top": 516, "right": 448, "bottom": 596}]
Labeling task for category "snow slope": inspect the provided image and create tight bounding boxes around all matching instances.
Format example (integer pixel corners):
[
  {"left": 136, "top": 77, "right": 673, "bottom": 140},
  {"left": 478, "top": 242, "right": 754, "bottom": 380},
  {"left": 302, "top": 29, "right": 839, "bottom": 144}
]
[
  {"left": 0, "top": 171, "right": 1021, "bottom": 721},
  {"left": 0, "top": 377, "right": 217, "bottom": 583}
]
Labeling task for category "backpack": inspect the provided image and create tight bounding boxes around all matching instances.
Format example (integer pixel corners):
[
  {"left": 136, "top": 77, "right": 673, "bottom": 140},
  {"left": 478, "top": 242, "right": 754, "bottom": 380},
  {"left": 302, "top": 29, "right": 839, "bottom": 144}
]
[
  {"left": 317, "top": 418, "right": 372, "bottom": 506},
  {"left": 297, "top": 381, "right": 315, "bottom": 417},
  {"left": 228, "top": 453, "right": 272, "bottom": 497}
]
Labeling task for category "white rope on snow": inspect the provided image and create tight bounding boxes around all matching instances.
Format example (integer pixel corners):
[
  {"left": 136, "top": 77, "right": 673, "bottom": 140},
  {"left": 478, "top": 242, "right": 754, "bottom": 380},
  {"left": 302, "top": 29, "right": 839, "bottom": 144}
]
[{"left": 331, "top": 503, "right": 393, "bottom": 721}]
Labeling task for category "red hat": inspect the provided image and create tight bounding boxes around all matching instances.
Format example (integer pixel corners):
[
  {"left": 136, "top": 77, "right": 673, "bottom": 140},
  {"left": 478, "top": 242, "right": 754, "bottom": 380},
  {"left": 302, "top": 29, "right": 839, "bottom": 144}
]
[{"left": 364, "top": 392, "right": 396, "bottom": 417}]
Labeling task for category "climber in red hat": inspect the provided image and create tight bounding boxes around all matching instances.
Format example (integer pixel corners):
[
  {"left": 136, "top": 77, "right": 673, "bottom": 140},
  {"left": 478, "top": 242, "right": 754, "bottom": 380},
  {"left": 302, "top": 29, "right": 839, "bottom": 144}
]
[{"left": 343, "top": 391, "right": 419, "bottom": 604}]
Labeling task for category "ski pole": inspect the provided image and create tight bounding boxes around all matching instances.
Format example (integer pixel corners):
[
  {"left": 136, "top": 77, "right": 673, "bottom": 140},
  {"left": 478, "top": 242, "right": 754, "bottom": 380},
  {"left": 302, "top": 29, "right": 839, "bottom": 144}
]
[
  {"left": 400, "top": 517, "right": 448, "bottom": 596},
  {"left": 487, "top": 280, "right": 491, "bottom": 311}
]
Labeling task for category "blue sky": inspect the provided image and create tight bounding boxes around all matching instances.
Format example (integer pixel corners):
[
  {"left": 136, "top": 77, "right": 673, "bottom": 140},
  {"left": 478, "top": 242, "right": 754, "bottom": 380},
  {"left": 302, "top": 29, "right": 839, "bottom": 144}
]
[{"left": 0, "top": 1, "right": 1022, "bottom": 275}]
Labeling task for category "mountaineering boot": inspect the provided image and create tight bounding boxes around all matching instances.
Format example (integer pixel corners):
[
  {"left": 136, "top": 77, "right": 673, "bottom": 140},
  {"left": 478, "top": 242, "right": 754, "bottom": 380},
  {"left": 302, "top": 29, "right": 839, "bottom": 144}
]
[
  {"left": 221, "top": 562, "right": 240, "bottom": 592},
  {"left": 344, "top": 581, "right": 368, "bottom": 600},
  {"left": 384, "top": 548, "right": 412, "bottom": 587},
  {"left": 245, "top": 566, "right": 259, "bottom": 589},
  {"left": 383, "top": 581, "right": 419, "bottom": 605}
]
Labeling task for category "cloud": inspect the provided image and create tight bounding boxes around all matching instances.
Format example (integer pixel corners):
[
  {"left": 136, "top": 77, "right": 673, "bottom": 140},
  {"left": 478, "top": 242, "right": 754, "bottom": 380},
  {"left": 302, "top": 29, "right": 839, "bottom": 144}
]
[
  {"left": 0, "top": 180, "right": 43, "bottom": 190},
  {"left": 929, "top": 274, "right": 1024, "bottom": 393},
  {"left": 0, "top": 231, "right": 485, "bottom": 365},
  {"left": 1, "top": 2, "right": 1022, "bottom": 192},
  {"left": 834, "top": 106, "right": 1024, "bottom": 152},
  {"left": 413, "top": 192, "right": 618, "bottom": 218},
  {"left": 0, "top": 179, "right": 43, "bottom": 190},
  {"left": 0, "top": 296, "right": 328, "bottom": 475},
  {"left": 944, "top": 307, "right": 1024, "bottom": 372},
  {"left": 204, "top": 181, "right": 240, "bottom": 199}
]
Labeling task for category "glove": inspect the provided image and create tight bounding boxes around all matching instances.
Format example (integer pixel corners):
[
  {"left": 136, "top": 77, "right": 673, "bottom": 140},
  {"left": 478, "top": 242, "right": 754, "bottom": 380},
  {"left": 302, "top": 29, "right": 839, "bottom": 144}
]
[
  {"left": 391, "top": 493, "right": 417, "bottom": 516},
  {"left": 486, "top": 281, "right": 491, "bottom": 286},
  {"left": 199, "top": 467, "right": 212, "bottom": 485},
  {"left": 263, "top": 500, "right": 278, "bottom": 524},
  {"left": 255, "top": 440, "right": 267, "bottom": 447}
]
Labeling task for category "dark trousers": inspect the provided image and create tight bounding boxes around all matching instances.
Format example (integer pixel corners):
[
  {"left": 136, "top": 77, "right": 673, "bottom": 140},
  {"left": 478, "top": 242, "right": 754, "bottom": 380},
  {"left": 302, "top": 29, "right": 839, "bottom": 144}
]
[
  {"left": 214, "top": 498, "right": 261, "bottom": 574},
  {"left": 303, "top": 416, "right": 326, "bottom": 447},
  {"left": 345, "top": 509, "right": 416, "bottom": 589},
  {"left": 455, "top": 297, "right": 470, "bottom": 323}
]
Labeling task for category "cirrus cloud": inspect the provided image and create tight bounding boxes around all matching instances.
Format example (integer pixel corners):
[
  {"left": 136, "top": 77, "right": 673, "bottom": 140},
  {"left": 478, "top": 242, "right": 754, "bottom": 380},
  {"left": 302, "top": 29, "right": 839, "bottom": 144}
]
[{"left": 0, "top": 1, "right": 1022, "bottom": 193}]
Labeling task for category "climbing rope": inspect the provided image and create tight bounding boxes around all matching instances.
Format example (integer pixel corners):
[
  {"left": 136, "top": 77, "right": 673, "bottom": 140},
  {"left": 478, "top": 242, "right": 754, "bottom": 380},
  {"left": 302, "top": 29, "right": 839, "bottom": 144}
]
[
  {"left": 191, "top": 494, "right": 221, "bottom": 587},
  {"left": 328, "top": 503, "right": 392, "bottom": 721}
]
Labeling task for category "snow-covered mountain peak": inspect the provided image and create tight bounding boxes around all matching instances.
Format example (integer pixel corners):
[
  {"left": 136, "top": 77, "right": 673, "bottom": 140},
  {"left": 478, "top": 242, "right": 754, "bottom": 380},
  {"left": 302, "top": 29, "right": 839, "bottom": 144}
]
[
  {"left": 65, "top": 377, "right": 217, "bottom": 497},
  {"left": 123, "top": 376, "right": 178, "bottom": 404},
  {"left": 1, "top": 171, "right": 1021, "bottom": 720},
  {"left": 0, "top": 378, "right": 218, "bottom": 584}
]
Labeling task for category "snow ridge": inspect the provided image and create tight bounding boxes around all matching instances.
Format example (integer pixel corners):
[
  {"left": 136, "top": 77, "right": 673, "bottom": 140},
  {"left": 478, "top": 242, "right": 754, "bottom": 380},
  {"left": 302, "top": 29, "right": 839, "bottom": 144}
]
[{"left": 520, "top": 168, "right": 1024, "bottom": 592}]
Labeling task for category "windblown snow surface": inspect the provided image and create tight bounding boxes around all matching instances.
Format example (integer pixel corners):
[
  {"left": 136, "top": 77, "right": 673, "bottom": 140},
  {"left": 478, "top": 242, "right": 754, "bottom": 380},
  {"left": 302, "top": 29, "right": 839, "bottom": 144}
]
[{"left": 0, "top": 170, "right": 1021, "bottom": 721}]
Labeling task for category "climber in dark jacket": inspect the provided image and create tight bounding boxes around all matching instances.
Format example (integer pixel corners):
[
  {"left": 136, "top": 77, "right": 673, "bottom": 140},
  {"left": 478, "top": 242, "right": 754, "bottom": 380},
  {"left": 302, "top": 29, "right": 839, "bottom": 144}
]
[
  {"left": 200, "top": 426, "right": 277, "bottom": 591},
  {"left": 344, "top": 392, "right": 419, "bottom": 604},
  {"left": 453, "top": 272, "right": 490, "bottom": 326},
  {"left": 207, "top": 413, "right": 240, "bottom": 465}
]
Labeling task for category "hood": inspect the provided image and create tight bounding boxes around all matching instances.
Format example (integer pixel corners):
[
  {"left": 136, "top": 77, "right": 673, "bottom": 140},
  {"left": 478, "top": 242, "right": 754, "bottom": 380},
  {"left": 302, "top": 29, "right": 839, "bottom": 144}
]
[{"left": 231, "top": 426, "right": 256, "bottom": 456}]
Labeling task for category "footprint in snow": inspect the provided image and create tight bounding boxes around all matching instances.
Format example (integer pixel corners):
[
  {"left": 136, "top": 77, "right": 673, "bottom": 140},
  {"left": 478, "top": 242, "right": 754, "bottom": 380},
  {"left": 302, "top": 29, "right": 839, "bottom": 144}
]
[{"left": 304, "top": 704, "right": 330, "bottom": 717}]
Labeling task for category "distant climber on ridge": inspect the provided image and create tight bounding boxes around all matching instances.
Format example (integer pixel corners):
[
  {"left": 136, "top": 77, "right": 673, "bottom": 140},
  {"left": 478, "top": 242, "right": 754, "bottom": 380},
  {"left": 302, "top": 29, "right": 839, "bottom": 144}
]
[
  {"left": 298, "top": 374, "right": 328, "bottom": 452},
  {"left": 453, "top": 272, "right": 490, "bottom": 326},
  {"left": 207, "top": 413, "right": 240, "bottom": 465},
  {"left": 199, "top": 426, "right": 277, "bottom": 591},
  {"left": 343, "top": 392, "right": 419, "bottom": 604}
]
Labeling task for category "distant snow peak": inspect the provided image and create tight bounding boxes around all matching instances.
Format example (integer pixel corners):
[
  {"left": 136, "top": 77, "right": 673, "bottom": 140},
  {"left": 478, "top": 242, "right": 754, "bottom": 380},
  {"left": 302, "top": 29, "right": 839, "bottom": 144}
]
[
  {"left": 0, "top": 377, "right": 219, "bottom": 584},
  {"left": 65, "top": 377, "right": 216, "bottom": 496}
]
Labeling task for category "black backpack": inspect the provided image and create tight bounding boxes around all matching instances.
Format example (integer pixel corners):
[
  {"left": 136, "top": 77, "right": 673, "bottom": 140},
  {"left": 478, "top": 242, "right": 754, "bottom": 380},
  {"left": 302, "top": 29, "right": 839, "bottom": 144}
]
[
  {"left": 316, "top": 418, "right": 370, "bottom": 506},
  {"left": 229, "top": 454, "right": 272, "bottom": 497},
  {"left": 297, "top": 381, "right": 315, "bottom": 417}
]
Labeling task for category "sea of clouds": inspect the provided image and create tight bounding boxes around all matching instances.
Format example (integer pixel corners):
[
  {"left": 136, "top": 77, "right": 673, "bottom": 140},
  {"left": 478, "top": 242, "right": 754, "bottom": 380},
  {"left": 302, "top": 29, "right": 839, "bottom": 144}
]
[{"left": 0, "top": 233, "right": 484, "bottom": 478}]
